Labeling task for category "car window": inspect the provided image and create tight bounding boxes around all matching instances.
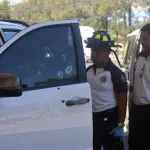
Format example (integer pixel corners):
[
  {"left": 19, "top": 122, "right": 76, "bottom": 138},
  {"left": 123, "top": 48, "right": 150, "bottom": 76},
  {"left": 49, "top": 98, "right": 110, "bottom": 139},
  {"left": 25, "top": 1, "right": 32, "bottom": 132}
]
[
  {"left": 0, "top": 26, "right": 77, "bottom": 90},
  {"left": 4, "top": 31, "right": 18, "bottom": 40},
  {"left": 124, "top": 40, "right": 131, "bottom": 65},
  {"left": 124, "top": 37, "right": 135, "bottom": 65},
  {"left": 3, "top": 29, "right": 20, "bottom": 40}
]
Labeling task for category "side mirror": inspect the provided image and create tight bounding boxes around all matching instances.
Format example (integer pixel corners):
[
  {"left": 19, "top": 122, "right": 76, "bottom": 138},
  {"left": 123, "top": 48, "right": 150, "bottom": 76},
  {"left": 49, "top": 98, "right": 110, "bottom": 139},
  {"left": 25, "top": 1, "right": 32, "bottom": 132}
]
[{"left": 0, "top": 73, "right": 22, "bottom": 98}]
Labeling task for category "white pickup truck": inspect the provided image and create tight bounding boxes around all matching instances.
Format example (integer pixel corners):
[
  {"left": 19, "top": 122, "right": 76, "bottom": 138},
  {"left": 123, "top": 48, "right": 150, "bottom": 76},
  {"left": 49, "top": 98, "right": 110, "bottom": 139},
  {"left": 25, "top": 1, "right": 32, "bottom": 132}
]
[
  {"left": 0, "top": 20, "right": 27, "bottom": 45},
  {"left": 0, "top": 20, "right": 92, "bottom": 150}
]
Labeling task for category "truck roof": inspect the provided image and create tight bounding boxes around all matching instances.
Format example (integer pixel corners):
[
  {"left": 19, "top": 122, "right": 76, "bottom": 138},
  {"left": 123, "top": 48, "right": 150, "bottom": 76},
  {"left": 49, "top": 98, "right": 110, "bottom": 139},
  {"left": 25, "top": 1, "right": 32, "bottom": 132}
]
[
  {"left": 0, "top": 21, "right": 25, "bottom": 30},
  {"left": 79, "top": 26, "right": 94, "bottom": 31},
  {"left": 127, "top": 29, "right": 140, "bottom": 37}
]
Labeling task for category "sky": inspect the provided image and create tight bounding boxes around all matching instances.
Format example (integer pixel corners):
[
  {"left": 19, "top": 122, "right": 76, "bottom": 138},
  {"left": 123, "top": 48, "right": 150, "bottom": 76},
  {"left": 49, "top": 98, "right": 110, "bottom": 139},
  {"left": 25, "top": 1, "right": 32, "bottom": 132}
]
[
  {"left": 9, "top": 0, "right": 21, "bottom": 4},
  {"left": 132, "top": 6, "right": 149, "bottom": 21}
]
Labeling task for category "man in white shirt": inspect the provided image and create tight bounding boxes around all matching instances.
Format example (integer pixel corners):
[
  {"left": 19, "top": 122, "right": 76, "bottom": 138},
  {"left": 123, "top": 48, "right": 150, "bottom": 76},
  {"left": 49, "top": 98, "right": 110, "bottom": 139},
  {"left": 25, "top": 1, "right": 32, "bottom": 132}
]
[
  {"left": 129, "top": 23, "right": 150, "bottom": 150},
  {"left": 86, "top": 30, "right": 127, "bottom": 150}
]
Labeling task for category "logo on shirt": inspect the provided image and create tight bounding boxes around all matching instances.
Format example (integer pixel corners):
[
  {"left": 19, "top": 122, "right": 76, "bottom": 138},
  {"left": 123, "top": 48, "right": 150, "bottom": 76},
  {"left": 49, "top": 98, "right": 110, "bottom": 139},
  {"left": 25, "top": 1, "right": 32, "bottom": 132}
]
[{"left": 100, "top": 75, "right": 107, "bottom": 84}]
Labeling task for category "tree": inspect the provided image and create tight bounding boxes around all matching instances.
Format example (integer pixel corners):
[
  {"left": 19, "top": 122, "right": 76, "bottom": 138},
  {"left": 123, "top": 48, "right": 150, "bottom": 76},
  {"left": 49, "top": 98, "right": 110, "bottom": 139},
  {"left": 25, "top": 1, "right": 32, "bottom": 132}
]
[
  {"left": 4, "top": 0, "right": 149, "bottom": 42},
  {"left": 0, "top": 0, "right": 10, "bottom": 19}
]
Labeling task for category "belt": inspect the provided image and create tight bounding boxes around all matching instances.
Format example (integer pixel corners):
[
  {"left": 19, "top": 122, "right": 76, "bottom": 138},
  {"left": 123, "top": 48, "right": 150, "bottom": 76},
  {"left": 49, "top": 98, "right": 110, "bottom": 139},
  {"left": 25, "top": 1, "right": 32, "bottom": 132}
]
[
  {"left": 134, "top": 104, "right": 150, "bottom": 112},
  {"left": 135, "top": 104, "right": 150, "bottom": 108},
  {"left": 93, "top": 107, "right": 117, "bottom": 115}
]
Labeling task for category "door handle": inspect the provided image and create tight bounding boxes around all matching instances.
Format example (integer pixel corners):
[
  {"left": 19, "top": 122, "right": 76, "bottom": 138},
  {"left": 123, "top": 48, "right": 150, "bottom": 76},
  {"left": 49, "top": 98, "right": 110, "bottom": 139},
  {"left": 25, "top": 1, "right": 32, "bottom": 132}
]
[{"left": 65, "top": 97, "right": 90, "bottom": 106}]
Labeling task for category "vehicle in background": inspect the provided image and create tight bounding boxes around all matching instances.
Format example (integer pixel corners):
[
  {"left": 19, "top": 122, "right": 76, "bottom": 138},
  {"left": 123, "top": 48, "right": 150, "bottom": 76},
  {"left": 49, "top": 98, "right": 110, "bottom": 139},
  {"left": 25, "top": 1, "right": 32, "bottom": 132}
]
[
  {"left": 0, "top": 20, "right": 92, "bottom": 150},
  {"left": 0, "top": 20, "right": 27, "bottom": 46},
  {"left": 123, "top": 29, "right": 141, "bottom": 109},
  {"left": 80, "top": 26, "right": 95, "bottom": 62}
]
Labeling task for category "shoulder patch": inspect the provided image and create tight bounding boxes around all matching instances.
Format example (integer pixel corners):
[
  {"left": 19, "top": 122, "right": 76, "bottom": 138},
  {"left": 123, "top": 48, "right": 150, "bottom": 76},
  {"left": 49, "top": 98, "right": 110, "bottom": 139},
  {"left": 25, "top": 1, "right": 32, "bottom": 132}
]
[{"left": 86, "top": 65, "right": 94, "bottom": 72}]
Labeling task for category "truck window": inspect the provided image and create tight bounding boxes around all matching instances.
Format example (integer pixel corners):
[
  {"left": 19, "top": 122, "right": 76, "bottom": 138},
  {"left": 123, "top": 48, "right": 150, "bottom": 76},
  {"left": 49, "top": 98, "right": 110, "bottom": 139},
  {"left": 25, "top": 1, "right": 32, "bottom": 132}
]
[
  {"left": 0, "top": 26, "right": 78, "bottom": 90},
  {"left": 2, "top": 29, "right": 20, "bottom": 40},
  {"left": 124, "top": 37, "right": 135, "bottom": 65},
  {"left": 124, "top": 41, "right": 130, "bottom": 62}
]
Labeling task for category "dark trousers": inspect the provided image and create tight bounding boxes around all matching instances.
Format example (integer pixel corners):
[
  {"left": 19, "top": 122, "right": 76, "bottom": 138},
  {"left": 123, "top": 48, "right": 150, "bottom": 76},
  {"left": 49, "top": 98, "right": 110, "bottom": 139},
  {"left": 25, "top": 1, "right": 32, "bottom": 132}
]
[
  {"left": 93, "top": 107, "right": 125, "bottom": 150},
  {"left": 129, "top": 104, "right": 150, "bottom": 150}
]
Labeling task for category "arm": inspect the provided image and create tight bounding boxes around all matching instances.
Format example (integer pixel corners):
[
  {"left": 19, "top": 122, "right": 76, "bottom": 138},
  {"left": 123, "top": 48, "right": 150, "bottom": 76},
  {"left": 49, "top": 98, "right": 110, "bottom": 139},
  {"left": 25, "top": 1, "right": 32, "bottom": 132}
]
[
  {"left": 110, "top": 91, "right": 127, "bottom": 137},
  {"left": 109, "top": 66, "right": 128, "bottom": 137},
  {"left": 116, "top": 92, "right": 127, "bottom": 124},
  {"left": 111, "top": 70, "right": 128, "bottom": 125}
]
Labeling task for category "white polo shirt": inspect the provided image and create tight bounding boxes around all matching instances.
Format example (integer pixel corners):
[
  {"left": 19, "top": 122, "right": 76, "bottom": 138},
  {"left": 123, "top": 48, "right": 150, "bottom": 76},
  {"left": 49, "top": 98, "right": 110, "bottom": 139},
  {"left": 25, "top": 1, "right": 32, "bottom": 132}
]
[
  {"left": 133, "top": 51, "right": 150, "bottom": 105},
  {"left": 87, "top": 59, "right": 127, "bottom": 112}
]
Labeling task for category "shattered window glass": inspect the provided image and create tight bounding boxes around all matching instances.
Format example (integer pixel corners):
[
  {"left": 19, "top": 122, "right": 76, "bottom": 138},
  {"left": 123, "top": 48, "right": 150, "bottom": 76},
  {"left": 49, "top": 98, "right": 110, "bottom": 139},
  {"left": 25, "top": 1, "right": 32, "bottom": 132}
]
[{"left": 0, "top": 26, "right": 77, "bottom": 89}]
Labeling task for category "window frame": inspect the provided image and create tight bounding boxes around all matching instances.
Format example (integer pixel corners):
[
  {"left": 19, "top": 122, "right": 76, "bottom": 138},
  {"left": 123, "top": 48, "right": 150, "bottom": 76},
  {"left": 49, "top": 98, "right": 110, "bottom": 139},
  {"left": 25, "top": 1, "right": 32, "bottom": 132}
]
[
  {"left": 124, "top": 36, "right": 137, "bottom": 66},
  {"left": 0, "top": 23, "right": 87, "bottom": 92},
  {"left": 0, "top": 29, "right": 7, "bottom": 44},
  {"left": 124, "top": 40, "right": 130, "bottom": 65}
]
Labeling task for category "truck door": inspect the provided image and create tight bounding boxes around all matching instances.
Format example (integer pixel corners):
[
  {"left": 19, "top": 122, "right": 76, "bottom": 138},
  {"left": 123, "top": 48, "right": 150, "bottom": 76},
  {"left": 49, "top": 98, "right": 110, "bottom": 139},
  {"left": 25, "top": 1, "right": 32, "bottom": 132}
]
[{"left": 0, "top": 20, "right": 92, "bottom": 150}]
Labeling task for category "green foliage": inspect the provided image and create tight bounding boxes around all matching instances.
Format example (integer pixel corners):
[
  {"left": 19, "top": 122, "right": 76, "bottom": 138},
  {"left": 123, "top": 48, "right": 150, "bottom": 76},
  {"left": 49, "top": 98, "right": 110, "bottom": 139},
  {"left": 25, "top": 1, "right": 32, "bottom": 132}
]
[
  {"left": 0, "top": 0, "right": 149, "bottom": 42},
  {"left": 0, "top": 0, "right": 10, "bottom": 19}
]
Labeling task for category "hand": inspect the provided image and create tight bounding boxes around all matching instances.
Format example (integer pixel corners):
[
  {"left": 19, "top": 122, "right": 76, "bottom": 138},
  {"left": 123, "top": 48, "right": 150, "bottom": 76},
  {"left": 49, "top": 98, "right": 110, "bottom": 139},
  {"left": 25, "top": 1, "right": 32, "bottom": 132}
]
[{"left": 109, "top": 126, "right": 125, "bottom": 137}]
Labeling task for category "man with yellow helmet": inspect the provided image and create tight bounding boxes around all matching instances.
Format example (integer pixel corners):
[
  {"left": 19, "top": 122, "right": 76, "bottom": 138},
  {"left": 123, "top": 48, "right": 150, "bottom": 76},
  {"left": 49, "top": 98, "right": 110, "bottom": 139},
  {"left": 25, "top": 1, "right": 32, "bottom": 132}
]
[{"left": 86, "top": 30, "right": 127, "bottom": 150}]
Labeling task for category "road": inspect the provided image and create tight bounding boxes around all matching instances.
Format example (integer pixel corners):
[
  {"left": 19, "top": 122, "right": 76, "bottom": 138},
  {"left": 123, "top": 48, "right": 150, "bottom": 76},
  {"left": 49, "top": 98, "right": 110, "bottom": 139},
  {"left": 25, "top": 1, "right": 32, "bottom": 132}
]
[{"left": 86, "top": 62, "right": 129, "bottom": 150}]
